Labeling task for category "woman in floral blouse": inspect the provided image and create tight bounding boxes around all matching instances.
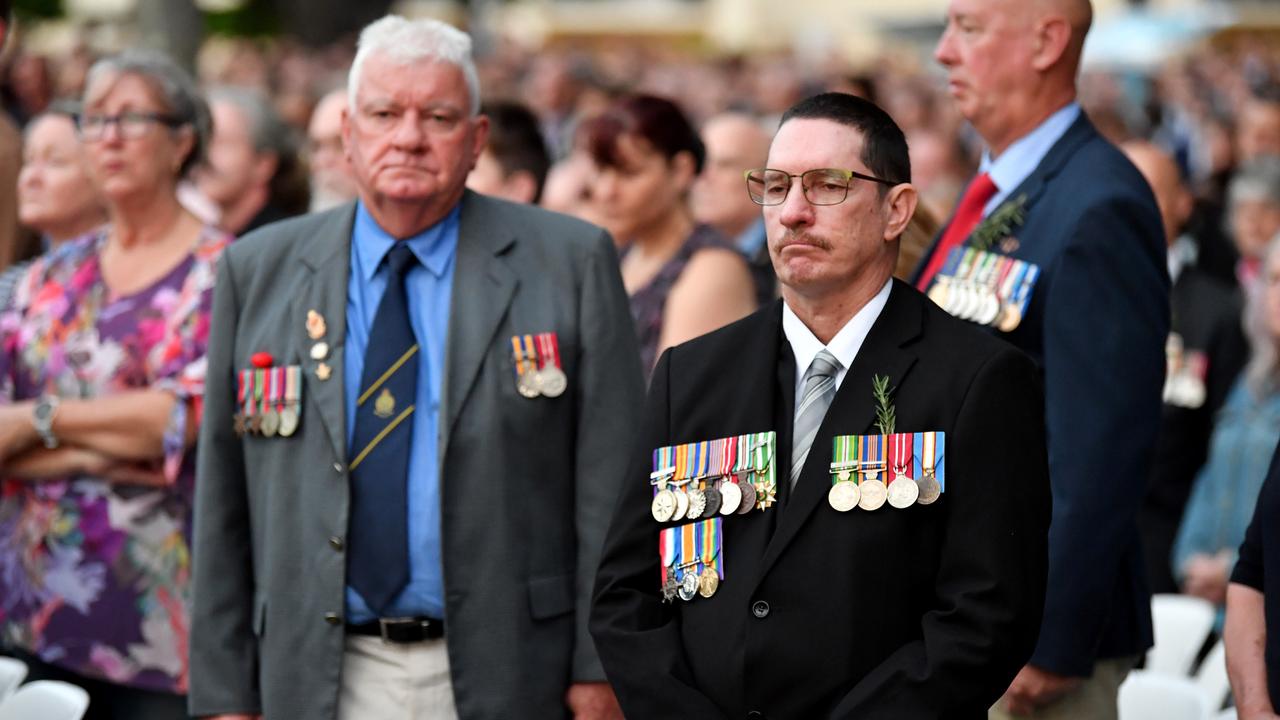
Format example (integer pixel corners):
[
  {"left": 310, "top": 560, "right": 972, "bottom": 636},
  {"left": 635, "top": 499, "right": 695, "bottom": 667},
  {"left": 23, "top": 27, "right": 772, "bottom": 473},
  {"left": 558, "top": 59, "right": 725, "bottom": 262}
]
[{"left": 0, "top": 50, "right": 226, "bottom": 720}]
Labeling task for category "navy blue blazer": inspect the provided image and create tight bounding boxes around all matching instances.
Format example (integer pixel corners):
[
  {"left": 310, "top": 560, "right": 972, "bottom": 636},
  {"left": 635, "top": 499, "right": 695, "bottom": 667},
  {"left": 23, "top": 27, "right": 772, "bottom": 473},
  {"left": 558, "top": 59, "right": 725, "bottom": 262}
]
[{"left": 912, "top": 113, "right": 1170, "bottom": 675}]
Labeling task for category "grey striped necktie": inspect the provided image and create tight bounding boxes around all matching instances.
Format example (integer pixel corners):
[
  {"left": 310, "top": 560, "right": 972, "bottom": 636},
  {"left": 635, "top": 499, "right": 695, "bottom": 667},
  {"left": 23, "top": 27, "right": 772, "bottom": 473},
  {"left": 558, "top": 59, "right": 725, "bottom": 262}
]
[{"left": 791, "top": 349, "right": 841, "bottom": 489}]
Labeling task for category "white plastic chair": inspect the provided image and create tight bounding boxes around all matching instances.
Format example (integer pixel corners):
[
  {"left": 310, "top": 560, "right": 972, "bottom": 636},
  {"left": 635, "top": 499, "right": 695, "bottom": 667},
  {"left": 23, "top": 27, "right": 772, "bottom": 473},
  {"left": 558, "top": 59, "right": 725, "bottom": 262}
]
[
  {"left": 0, "top": 658, "right": 25, "bottom": 701},
  {"left": 0, "top": 680, "right": 89, "bottom": 720},
  {"left": 1118, "top": 671, "right": 1216, "bottom": 720},
  {"left": 1195, "top": 639, "right": 1232, "bottom": 711},
  {"left": 1148, "top": 594, "right": 1217, "bottom": 675}
]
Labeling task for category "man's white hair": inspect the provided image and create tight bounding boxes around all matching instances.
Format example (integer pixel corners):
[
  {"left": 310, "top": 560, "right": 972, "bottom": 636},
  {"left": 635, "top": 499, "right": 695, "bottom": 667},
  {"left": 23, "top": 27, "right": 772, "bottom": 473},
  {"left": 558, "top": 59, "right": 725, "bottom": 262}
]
[{"left": 347, "top": 15, "right": 481, "bottom": 116}]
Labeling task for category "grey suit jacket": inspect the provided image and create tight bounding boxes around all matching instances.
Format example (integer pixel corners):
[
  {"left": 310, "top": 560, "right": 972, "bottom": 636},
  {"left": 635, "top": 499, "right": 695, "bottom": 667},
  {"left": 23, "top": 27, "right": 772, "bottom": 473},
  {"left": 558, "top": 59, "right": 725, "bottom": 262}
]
[{"left": 189, "top": 192, "right": 645, "bottom": 719}]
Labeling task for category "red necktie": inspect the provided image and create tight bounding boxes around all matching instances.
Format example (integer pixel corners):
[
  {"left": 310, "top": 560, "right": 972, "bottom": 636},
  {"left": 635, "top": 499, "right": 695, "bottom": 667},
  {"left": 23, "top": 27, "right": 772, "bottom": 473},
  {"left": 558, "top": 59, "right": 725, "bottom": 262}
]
[{"left": 915, "top": 172, "right": 999, "bottom": 291}]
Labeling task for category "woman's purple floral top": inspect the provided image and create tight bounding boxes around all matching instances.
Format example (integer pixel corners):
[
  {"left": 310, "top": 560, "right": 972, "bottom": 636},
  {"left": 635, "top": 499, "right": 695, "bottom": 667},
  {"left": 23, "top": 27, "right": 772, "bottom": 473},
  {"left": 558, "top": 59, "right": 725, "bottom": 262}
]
[{"left": 0, "top": 226, "right": 228, "bottom": 694}]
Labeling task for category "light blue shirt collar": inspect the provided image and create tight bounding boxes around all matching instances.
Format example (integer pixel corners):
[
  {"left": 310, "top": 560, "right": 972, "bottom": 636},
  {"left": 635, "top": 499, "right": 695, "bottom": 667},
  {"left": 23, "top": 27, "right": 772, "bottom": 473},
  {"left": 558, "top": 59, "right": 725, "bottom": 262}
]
[
  {"left": 353, "top": 201, "right": 460, "bottom": 280},
  {"left": 735, "top": 217, "right": 767, "bottom": 257},
  {"left": 978, "top": 102, "right": 1081, "bottom": 216}
]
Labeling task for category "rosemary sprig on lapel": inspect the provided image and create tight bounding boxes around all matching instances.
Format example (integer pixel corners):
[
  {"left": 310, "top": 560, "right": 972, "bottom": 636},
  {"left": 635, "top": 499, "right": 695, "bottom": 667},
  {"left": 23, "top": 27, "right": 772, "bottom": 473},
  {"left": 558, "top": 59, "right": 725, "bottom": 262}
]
[
  {"left": 970, "top": 193, "right": 1027, "bottom": 251},
  {"left": 872, "top": 374, "right": 896, "bottom": 435}
]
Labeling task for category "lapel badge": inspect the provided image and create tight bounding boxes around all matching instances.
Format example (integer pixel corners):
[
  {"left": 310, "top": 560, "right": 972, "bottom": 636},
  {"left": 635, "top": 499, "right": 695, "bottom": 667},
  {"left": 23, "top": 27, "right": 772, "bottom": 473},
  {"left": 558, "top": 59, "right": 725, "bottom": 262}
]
[
  {"left": 306, "top": 310, "right": 327, "bottom": 340},
  {"left": 311, "top": 341, "right": 330, "bottom": 361},
  {"left": 316, "top": 362, "right": 332, "bottom": 381},
  {"left": 251, "top": 351, "right": 274, "bottom": 369},
  {"left": 374, "top": 388, "right": 396, "bottom": 418},
  {"left": 998, "top": 236, "right": 1021, "bottom": 254}
]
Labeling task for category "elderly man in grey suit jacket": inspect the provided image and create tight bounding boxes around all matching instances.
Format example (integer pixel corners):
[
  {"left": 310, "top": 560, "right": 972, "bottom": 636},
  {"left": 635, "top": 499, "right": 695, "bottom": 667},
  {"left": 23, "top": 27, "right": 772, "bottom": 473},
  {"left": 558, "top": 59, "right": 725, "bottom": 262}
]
[{"left": 188, "top": 15, "right": 642, "bottom": 720}]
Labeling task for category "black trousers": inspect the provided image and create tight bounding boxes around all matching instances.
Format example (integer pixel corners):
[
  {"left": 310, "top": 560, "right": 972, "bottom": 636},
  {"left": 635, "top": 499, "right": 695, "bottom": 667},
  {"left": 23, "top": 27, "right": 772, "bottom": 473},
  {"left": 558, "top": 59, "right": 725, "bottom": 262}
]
[{"left": 8, "top": 649, "right": 189, "bottom": 720}]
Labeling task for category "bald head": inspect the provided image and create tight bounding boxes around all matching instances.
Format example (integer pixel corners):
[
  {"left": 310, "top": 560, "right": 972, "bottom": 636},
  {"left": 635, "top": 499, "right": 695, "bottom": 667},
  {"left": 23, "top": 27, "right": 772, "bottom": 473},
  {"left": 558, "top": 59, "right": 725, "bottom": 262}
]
[
  {"left": 1029, "top": 0, "right": 1092, "bottom": 66},
  {"left": 692, "top": 113, "right": 772, "bottom": 238},
  {"left": 1122, "top": 140, "right": 1191, "bottom": 246},
  {"left": 703, "top": 114, "right": 771, "bottom": 166},
  {"left": 1038, "top": 0, "right": 1092, "bottom": 33},
  {"left": 936, "top": 0, "right": 1092, "bottom": 155}
]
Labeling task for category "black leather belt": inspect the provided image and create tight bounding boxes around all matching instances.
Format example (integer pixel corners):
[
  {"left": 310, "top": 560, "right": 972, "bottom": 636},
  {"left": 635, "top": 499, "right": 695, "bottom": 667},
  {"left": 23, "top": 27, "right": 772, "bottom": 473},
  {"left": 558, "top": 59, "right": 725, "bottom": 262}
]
[{"left": 345, "top": 616, "right": 445, "bottom": 643}]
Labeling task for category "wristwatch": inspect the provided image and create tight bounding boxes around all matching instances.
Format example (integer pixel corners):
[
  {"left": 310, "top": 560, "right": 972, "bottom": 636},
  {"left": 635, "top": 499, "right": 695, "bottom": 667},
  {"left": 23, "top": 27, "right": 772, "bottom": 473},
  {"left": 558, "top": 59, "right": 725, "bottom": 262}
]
[{"left": 32, "top": 395, "right": 60, "bottom": 449}]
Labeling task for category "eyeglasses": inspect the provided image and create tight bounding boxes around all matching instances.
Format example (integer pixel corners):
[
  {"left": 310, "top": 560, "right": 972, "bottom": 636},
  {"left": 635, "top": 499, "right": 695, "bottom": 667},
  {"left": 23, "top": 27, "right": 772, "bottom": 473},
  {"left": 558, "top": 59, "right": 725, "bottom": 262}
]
[
  {"left": 744, "top": 167, "right": 901, "bottom": 206},
  {"left": 74, "top": 112, "right": 183, "bottom": 141}
]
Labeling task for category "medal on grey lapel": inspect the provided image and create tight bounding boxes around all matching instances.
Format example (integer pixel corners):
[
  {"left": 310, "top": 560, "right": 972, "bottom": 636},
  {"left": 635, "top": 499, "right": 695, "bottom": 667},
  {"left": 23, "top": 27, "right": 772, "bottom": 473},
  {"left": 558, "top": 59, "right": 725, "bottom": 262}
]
[
  {"left": 306, "top": 309, "right": 327, "bottom": 340},
  {"left": 511, "top": 334, "right": 541, "bottom": 398},
  {"left": 533, "top": 332, "right": 568, "bottom": 398}
]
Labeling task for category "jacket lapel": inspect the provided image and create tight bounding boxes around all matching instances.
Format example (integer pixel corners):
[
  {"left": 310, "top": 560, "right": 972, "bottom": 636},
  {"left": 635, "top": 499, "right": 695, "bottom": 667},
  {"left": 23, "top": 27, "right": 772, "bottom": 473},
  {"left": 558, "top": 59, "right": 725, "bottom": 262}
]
[
  {"left": 292, "top": 203, "right": 356, "bottom": 462},
  {"left": 757, "top": 281, "right": 922, "bottom": 579},
  {"left": 441, "top": 192, "right": 519, "bottom": 451},
  {"left": 911, "top": 112, "right": 1100, "bottom": 283},
  {"left": 997, "top": 113, "right": 1097, "bottom": 222}
]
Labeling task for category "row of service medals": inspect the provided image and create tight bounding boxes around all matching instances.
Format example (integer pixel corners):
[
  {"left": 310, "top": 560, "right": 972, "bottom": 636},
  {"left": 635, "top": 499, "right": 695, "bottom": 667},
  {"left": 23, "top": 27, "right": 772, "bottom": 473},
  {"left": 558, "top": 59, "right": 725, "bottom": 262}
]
[
  {"left": 1164, "top": 333, "right": 1208, "bottom": 410},
  {"left": 828, "top": 432, "right": 945, "bottom": 512},
  {"left": 651, "top": 432, "right": 776, "bottom": 603},
  {"left": 659, "top": 519, "right": 722, "bottom": 603},
  {"left": 235, "top": 366, "right": 303, "bottom": 437},
  {"left": 926, "top": 247, "right": 1040, "bottom": 332},
  {"left": 510, "top": 332, "right": 567, "bottom": 398},
  {"left": 650, "top": 433, "right": 777, "bottom": 523}
]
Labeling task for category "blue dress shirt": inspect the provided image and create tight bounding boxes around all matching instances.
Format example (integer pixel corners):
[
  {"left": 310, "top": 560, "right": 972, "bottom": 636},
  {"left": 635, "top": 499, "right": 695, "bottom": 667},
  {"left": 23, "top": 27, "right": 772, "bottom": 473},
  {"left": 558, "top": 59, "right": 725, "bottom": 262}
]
[
  {"left": 735, "top": 217, "right": 767, "bottom": 257},
  {"left": 980, "top": 102, "right": 1081, "bottom": 216},
  {"left": 344, "top": 201, "right": 458, "bottom": 622}
]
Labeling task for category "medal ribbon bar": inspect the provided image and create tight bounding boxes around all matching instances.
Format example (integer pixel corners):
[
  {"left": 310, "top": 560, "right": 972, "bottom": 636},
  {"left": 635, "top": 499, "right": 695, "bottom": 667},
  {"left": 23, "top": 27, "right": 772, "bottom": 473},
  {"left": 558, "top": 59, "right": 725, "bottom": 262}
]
[{"left": 921, "top": 431, "right": 947, "bottom": 491}]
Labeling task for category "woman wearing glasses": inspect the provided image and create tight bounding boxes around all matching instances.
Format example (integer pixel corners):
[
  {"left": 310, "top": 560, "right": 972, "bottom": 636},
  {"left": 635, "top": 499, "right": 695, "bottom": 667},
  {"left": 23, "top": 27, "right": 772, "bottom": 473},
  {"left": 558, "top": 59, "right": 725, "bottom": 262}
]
[
  {"left": 0, "top": 51, "right": 226, "bottom": 719},
  {"left": 580, "top": 94, "right": 756, "bottom": 374}
]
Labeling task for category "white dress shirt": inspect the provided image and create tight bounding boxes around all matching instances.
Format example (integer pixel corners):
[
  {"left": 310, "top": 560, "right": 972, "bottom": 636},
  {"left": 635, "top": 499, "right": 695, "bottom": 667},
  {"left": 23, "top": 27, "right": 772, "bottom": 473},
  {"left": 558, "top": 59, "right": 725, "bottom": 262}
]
[{"left": 782, "top": 279, "right": 893, "bottom": 398}]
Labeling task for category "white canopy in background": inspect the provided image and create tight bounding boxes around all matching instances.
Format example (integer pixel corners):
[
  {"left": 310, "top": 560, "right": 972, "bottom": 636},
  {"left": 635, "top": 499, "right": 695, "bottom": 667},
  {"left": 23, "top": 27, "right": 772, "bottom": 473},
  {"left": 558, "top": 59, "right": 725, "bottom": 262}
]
[{"left": 1082, "top": 8, "right": 1232, "bottom": 72}]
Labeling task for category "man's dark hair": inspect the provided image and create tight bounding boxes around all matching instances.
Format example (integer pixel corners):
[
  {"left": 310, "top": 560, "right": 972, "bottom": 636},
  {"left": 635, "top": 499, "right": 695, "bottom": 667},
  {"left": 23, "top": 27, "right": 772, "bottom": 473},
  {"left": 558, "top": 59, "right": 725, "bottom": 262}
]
[
  {"left": 779, "top": 92, "right": 911, "bottom": 192},
  {"left": 481, "top": 100, "right": 551, "bottom": 203}
]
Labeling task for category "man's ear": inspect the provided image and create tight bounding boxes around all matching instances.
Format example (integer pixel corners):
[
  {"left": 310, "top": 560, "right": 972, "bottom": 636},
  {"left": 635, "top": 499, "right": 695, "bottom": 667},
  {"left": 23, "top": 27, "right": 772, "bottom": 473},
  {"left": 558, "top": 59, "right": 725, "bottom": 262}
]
[
  {"left": 1030, "top": 16, "right": 1072, "bottom": 73},
  {"left": 883, "top": 183, "right": 919, "bottom": 243},
  {"left": 504, "top": 170, "right": 539, "bottom": 205}
]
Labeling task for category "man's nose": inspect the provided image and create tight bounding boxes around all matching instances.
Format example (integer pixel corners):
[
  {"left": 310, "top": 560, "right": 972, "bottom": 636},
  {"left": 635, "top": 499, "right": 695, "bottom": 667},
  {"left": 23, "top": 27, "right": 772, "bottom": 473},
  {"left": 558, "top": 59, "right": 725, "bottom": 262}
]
[
  {"left": 776, "top": 181, "right": 814, "bottom": 229},
  {"left": 390, "top": 113, "right": 427, "bottom": 149},
  {"left": 934, "top": 27, "right": 957, "bottom": 67}
]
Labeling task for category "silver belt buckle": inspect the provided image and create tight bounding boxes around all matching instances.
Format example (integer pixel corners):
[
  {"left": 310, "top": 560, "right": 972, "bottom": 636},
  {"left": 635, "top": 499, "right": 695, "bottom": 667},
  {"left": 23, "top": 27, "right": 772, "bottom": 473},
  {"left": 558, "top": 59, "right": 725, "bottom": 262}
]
[{"left": 378, "top": 616, "right": 414, "bottom": 644}]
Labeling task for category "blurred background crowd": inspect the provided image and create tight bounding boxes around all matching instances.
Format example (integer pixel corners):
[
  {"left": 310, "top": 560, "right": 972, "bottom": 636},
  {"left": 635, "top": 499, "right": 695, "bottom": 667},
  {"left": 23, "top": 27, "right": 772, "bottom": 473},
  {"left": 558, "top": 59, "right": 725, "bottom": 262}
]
[{"left": 0, "top": 0, "right": 1279, "bottom": 716}]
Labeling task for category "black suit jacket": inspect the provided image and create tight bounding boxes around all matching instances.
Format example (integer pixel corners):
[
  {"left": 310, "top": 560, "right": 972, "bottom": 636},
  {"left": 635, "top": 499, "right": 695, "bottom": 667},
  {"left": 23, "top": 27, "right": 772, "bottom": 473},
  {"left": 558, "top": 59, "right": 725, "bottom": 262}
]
[
  {"left": 1141, "top": 267, "right": 1247, "bottom": 593},
  {"left": 591, "top": 281, "right": 1051, "bottom": 719},
  {"left": 911, "top": 113, "right": 1169, "bottom": 675}
]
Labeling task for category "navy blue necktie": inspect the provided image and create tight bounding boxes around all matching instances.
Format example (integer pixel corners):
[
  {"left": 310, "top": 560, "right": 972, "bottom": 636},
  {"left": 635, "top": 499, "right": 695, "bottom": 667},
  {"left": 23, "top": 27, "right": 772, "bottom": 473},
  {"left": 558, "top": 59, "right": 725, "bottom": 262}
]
[{"left": 348, "top": 243, "right": 418, "bottom": 615}]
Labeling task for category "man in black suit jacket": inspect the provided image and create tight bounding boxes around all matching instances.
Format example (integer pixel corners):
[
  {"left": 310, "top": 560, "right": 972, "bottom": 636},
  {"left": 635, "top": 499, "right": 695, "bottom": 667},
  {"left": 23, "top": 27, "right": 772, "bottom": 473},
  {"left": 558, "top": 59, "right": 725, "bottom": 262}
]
[
  {"left": 1123, "top": 141, "right": 1248, "bottom": 597},
  {"left": 915, "top": 1, "right": 1170, "bottom": 717},
  {"left": 591, "top": 93, "right": 1051, "bottom": 719}
]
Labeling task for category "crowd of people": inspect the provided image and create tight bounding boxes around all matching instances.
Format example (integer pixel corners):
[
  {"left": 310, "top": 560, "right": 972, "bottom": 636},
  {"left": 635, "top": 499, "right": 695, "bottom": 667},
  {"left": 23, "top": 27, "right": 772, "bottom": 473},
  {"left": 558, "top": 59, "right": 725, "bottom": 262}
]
[{"left": 0, "top": 0, "right": 1275, "bottom": 718}]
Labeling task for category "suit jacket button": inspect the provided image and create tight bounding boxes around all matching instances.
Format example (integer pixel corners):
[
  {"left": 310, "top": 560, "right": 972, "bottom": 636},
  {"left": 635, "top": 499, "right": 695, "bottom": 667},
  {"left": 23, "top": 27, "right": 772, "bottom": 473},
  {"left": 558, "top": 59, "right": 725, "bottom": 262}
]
[
  {"left": 324, "top": 612, "right": 341, "bottom": 625},
  {"left": 332, "top": 462, "right": 343, "bottom": 473},
  {"left": 751, "top": 600, "right": 770, "bottom": 619},
  {"left": 329, "top": 536, "right": 344, "bottom": 551}
]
